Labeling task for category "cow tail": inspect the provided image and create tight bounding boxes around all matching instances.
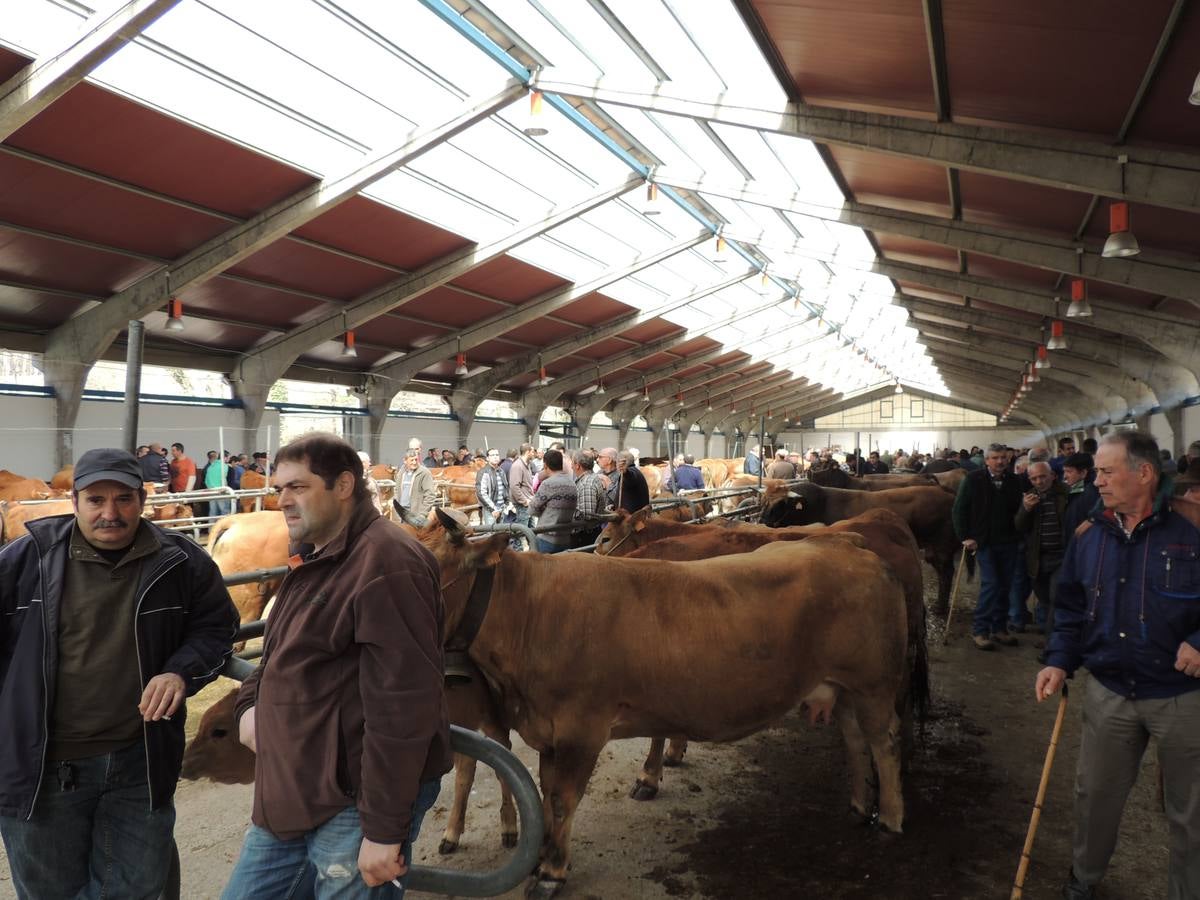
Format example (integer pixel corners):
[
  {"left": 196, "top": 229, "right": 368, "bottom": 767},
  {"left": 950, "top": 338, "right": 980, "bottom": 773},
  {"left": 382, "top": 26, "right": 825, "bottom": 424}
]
[
  {"left": 207, "top": 514, "right": 234, "bottom": 552},
  {"left": 909, "top": 612, "right": 931, "bottom": 729}
]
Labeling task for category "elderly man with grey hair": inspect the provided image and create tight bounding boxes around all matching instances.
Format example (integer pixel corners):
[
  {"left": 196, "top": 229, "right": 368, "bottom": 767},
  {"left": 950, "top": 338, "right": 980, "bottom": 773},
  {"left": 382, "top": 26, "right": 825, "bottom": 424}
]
[
  {"left": 1015, "top": 460, "right": 1069, "bottom": 642},
  {"left": 394, "top": 448, "right": 436, "bottom": 527},
  {"left": 953, "top": 442, "right": 1026, "bottom": 650},
  {"left": 598, "top": 448, "right": 649, "bottom": 513}
]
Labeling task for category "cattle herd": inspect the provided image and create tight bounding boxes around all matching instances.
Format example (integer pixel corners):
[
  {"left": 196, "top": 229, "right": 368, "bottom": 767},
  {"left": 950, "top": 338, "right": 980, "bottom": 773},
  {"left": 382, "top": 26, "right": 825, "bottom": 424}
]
[{"left": 0, "top": 457, "right": 971, "bottom": 897}]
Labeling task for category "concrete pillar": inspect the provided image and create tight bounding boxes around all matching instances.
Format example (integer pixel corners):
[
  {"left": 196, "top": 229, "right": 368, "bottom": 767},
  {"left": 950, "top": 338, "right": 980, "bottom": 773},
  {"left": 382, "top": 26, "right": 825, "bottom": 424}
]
[
  {"left": 617, "top": 419, "right": 631, "bottom": 451},
  {"left": 363, "top": 389, "right": 394, "bottom": 465},
  {"left": 702, "top": 429, "right": 713, "bottom": 459},
  {"left": 1164, "top": 407, "right": 1185, "bottom": 459},
  {"left": 520, "top": 405, "right": 544, "bottom": 444},
  {"left": 41, "top": 358, "right": 88, "bottom": 469},
  {"left": 446, "top": 389, "right": 479, "bottom": 452},
  {"left": 646, "top": 415, "right": 669, "bottom": 458}
]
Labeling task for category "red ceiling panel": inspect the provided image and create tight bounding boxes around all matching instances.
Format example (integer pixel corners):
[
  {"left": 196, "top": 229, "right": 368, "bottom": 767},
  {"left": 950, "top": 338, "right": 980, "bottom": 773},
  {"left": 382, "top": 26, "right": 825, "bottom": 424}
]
[
  {"left": 0, "top": 284, "right": 87, "bottom": 328},
  {"left": 228, "top": 241, "right": 397, "bottom": 302},
  {"left": 957, "top": 171, "right": 1093, "bottom": 236},
  {"left": 573, "top": 337, "right": 633, "bottom": 360},
  {"left": 633, "top": 352, "right": 685, "bottom": 371},
  {"left": 0, "top": 46, "right": 28, "bottom": 82},
  {"left": 664, "top": 336, "right": 721, "bottom": 357},
  {"left": 449, "top": 338, "right": 526, "bottom": 368},
  {"left": 1081, "top": 201, "right": 1200, "bottom": 259},
  {"left": 555, "top": 352, "right": 608, "bottom": 374},
  {"left": 554, "top": 293, "right": 635, "bottom": 326},
  {"left": 1157, "top": 299, "right": 1199, "bottom": 318},
  {"left": 400, "top": 285, "right": 506, "bottom": 326},
  {"left": 450, "top": 256, "right": 569, "bottom": 303},
  {"left": 0, "top": 227, "right": 156, "bottom": 294},
  {"left": 495, "top": 318, "right": 580, "bottom": 347},
  {"left": 875, "top": 234, "right": 959, "bottom": 270},
  {"left": 897, "top": 282, "right": 963, "bottom": 304},
  {"left": 750, "top": 0, "right": 935, "bottom": 117},
  {"left": 825, "top": 147, "right": 950, "bottom": 216},
  {"left": 354, "top": 315, "right": 451, "bottom": 353},
  {"left": 179, "top": 275, "right": 330, "bottom": 327},
  {"left": 294, "top": 197, "right": 471, "bottom": 271},
  {"left": 298, "top": 344, "right": 391, "bottom": 370},
  {"left": 1089, "top": 282, "right": 1163, "bottom": 310},
  {"left": 970, "top": 299, "right": 1046, "bottom": 323},
  {"left": 964, "top": 255, "right": 1058, "bottom": 289},
  {"left": 1123, "top": 2, "right": 1200, "bottom": 149},
  {"left": 943, "top": 1, "right": 1171, "bottom": 137},
  {"left": 151, "top": 318, "right": 271, "bottom": 355},
  {"left": 705, "top": 351, "right": 750, "bottom": 368},
  {"left": 7, "top": 84, "right": 314, "bottom": 218},
  {"left": 0, "top": 151, "right": 232, "bottom": 258},
  {"left": 616, "top": 320, "right": 683, "bottom": 344}
]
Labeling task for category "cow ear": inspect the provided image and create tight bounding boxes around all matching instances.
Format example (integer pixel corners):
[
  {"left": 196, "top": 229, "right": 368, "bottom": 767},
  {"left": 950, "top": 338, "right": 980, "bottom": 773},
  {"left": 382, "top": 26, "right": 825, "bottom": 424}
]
[
  {"left": 633, "top": 519, "right": 646, "bottom": 532},
  {"left": 435, "top": 507, "right": 465, "bottom": 544}
]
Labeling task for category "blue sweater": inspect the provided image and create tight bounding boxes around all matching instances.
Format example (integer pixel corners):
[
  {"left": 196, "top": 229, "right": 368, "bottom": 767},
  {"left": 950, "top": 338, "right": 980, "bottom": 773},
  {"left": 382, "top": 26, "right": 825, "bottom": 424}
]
[{"left": 1045, "top": 483, "right": 1200, "bottom": 699}]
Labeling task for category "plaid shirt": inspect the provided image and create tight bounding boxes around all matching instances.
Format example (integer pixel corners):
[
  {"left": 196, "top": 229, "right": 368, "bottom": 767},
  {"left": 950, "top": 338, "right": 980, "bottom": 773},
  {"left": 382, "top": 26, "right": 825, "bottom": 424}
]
[{"left": 574, "top": 471, "right": 609, "bottom": 519}]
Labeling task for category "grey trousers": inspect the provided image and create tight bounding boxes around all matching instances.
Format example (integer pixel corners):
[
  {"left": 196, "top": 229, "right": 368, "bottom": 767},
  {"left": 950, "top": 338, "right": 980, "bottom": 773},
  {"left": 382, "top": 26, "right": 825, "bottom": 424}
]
[{"left": 1074, "top": 676, "right": 1200, "bottom": 899}]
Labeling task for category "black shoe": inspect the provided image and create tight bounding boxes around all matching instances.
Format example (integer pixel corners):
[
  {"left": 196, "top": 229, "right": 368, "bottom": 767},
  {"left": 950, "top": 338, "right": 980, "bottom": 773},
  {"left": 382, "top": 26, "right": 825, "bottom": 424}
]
[
  {"left": 992, "top": 631, "right": 1019, "bottom": 647},
  {"left": 1062, "top": 871, "right": 1094, "bottom": 900}
]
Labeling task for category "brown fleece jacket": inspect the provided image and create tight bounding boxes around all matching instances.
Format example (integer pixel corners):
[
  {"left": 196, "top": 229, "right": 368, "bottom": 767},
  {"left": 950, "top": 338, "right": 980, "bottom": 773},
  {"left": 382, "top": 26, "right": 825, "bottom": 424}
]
[{"left": 235, "top": 499, "right": 451, "bottom": 843}]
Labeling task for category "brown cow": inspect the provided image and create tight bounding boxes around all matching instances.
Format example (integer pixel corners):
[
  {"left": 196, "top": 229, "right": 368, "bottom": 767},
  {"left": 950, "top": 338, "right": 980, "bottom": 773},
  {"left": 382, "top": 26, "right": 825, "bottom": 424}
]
[
  {"left": 0, "top": 499, "right": 74, "bottom": 543},
  {"left": 181, "top": 674, "right": 520, "bottom": 855},
  {"left": 237, "top": 470, "right": 279, "bottom": 513},
  {"left": 597, "top": 506, "right": 929, "bottom": 799},
  {"left": 0, "top": 474, "right": 55, "bottom": 501},
  {"left": 50, "top": 466, "right": 73, "bottom": 491},
  {"left": 694, "top": 458, "right": 729, "bottom": 489},
  {"left": 638, "top": 464, "right": 665, "bottom": 498},
  {"left": 421, "top": 510, "right": 909, "bottom": 896},
  {"left": 761, "top": 480, "right": 963, "bottom": 614},
  {"left": 207, "top": 511, "right": 289, "bottom": 624}
]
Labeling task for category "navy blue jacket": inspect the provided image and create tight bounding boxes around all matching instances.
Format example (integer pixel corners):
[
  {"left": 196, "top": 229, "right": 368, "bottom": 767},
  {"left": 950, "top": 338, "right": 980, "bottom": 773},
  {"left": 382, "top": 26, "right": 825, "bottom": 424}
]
[
  {"left": 0, "top": 515, "right": 237, "bottom": 818},
  {"left": 667, "top": 464, "right": 705, "bottom": 492},
  {"left": 1045, "top": 485, "right": 1200, "bottom": 700}
]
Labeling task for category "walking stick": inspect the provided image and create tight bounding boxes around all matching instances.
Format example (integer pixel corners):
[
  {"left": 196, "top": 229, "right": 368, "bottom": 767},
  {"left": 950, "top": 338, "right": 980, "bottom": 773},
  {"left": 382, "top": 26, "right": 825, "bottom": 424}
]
[
  {"left": 942, "top": 547, "right": 969, "bottom": 645},
  {"left": 1011, "top": 683, "right": 1070, "bottom": 899}
]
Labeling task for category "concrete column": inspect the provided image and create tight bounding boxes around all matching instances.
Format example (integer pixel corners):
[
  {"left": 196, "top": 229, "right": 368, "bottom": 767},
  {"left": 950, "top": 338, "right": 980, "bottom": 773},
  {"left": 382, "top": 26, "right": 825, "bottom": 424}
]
[
  {"left": 520, "top": 405, "right": 544, "bottom": 444},
  {"left": 41, "top": 357, "right": 88, "bottom": 469},
  {"left": 446, "top": 389, "right": 478, "bottom": 452},
  {"left": 617, "top": 419, "right": 631, "bottom": 451},
  {"left": 365, "top": 390, "right": 392, "bottom": 464},
  {"left": 1164, "top": 407, "right": 1185, "bottom": 458},
  {"left": 702, "top": 429, "right": 713, "bottom": 459},
  {"left": 646, "top": 414, "right": 669, "bottom": 458}
]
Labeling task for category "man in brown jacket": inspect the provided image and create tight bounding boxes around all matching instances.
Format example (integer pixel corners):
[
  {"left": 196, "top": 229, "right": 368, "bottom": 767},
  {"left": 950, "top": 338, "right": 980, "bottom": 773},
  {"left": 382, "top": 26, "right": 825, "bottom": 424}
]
[{"left": 223, "top": 433, "right": 451, "bottom": 898}]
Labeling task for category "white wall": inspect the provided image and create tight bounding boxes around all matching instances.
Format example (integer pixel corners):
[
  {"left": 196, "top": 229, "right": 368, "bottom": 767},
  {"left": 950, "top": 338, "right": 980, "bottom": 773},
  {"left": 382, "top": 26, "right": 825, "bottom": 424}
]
[
  {"left": 0, "top": 395, "right": 279, "bottom": 480},
  {"left": 775, "top": 426, "right": 1049, "bottom": 456}
]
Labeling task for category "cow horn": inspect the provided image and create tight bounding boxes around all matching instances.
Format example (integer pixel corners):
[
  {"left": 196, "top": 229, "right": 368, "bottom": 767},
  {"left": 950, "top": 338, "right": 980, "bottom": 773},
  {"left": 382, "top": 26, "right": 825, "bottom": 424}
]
[{"left": 787, "top": 491, "right": 801, "bottom": 499}]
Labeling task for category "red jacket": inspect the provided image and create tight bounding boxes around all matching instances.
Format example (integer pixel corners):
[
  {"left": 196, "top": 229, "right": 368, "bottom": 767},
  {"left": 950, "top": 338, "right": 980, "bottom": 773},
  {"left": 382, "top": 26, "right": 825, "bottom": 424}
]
[{"left": 235, "top": 500, "right": 451, "bottom": 843}]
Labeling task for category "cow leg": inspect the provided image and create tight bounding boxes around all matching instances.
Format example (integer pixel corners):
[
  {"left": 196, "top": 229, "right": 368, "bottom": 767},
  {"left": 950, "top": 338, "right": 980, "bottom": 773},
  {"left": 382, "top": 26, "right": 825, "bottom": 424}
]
[
  {"left": 930, "top": 548, "right": 952, "bottom": 617},
  {"left": 663, "top": 737, "right": 688, "bottom": 767},
  {"left": 485, "top": 727, "right": 519, "bottom": 849},
  {"left": 529, "top": 736, "right": 606, "bottom": 898},
  {"left": 631, "top": 739, "right": 665, "bottom": 800},
  {"left": 835, "top": 702, "right": 875, "bottom": 823},
  {"left": 439, "top": 753, "right": 478, "bottom": 855},
  {"left": 857, "top": 694, "right": 905, "bottom": 834}
]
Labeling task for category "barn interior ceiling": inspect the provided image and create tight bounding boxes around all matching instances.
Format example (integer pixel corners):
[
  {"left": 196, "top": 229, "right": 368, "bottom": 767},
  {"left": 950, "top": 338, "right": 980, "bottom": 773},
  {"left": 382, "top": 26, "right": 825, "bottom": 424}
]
[{"left": 1, "top": 0, "right": 1198, "bottom": 451}]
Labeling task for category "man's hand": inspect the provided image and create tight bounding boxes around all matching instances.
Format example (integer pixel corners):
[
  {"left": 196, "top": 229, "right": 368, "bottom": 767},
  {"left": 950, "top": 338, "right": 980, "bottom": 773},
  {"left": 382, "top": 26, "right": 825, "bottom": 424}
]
[
  {"left": 1175, "top": 642, "right": 1200, "bottom": 678},
  {"left": 962, "top": 538, "right": 978, "bottom": 552},
  {"left": 139, "top": 673, "right": 185, "bottom": 721},
  {"left": 239, "top": 707, "right": 257, "bottom": 752},
  {"left": 358, "top": 837, "right": 405, "bottom": 887},
  {"left": 1035, "top": 666, "right": 1067, "bottom": 702},
  {"left": 1022, "top": 491, "right": 1039, "bottom": 511}
]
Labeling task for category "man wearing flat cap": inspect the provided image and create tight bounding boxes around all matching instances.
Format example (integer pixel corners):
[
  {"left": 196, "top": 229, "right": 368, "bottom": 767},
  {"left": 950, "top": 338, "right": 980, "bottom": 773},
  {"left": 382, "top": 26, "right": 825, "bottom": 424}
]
[{"left": 0, "top": 448, "right": 238, "bottom": 899}]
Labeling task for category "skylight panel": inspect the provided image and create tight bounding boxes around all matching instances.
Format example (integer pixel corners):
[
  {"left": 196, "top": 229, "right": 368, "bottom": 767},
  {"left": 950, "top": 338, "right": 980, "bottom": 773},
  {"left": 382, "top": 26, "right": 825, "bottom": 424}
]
[
  {"left": 203, "top": 0, "right": 463, "bottom": 124},
  {"left": 481, "top": 0, "right": 602, "bottom": 74},
  {"left": 600, "top": 0, "right": 726, "bottom": 94},
  {"left": 663, "top": 0, "right": 788, "bottom": 104},
  {"left": 763, "top": 133, "right": 846, "bottom": 209},
  {"left": 2, "top": 0, "right": 84, "bottom": 56},
  {"left": 542, "top": 2, "right": 659, "bottom": 79},
  {"left": 337, "top": 0, "right": 516, "bottom": 97},
  {"left": 649, "top": 114, "right": 748, "bottom": 184},
  {"left": 599, "top": 104, "right": 701, "bottom": 177},
  {"left": 406, "top": 141, "right": 545, "bottom": 224},
  {"left": 708, "top": 124, "right": 797, "bottom": 188},
  {"left": 364, "top": 169, "right": 511, "bottom": 240},
  {"left": 92, "top": 40, "right": 356, "bottom": 174},
  {"left": 507, "top": 234, "right": 607, "bottom": 282},
  {"left": 451, "top": 118, "right": 593, "bottom": 202}
]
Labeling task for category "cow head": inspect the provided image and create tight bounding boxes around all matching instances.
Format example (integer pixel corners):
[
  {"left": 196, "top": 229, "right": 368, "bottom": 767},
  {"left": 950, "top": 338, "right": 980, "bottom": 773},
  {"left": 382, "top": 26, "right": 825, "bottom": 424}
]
[
  {"left": 180, "top": 687, "right": 255, "bottom": 784},
  {"left": 761, "top": 480, "right": 821, "bottom": 528},
  {"left": 423, "top": 508, "right": 511, "bottom": 640},
  {"left": 594, "top": 507, "right": 651, "bottom": 556}
]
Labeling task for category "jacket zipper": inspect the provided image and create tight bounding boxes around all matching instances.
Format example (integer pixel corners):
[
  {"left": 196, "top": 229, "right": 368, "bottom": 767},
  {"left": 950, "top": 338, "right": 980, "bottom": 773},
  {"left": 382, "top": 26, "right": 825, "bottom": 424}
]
[
  {"left": 133, "top": 549, "right": 186, "bottom": 811},
  {"left": 1166, "top": 555, "right": 1172, "bottom": 591},
  {"left": 25, "top": 530, "right": 51, "bottom": 821}
]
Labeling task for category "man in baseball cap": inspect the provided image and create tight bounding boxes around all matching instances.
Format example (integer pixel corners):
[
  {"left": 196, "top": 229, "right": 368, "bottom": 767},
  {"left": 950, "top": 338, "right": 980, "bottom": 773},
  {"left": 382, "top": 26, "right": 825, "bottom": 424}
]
[{"left": 0, "top": 448, "right": 236, "bottom": 898}]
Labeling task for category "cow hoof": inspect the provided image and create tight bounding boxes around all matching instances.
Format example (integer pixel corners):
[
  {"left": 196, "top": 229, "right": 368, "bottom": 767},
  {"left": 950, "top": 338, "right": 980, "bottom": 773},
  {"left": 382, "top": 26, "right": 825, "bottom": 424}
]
[
  {"left": 437, "top": 839, "right": 459, "bottom": 855},
  {"left": 630, "top": 779, "right": 659, "bottom": 801},
  {"left": 662, "top": 756, "right": 684, "bottom": 768},
  {"left": 525, "top": 877, "right": 565, "bottom": 899},
  {"left": 876, "top": 819, "right": 903, "bottom": 838},
  {"left": 502, "top": 832, "right": 519, "bottom": 849},
  {"left": 847, "top": 806, "right": 873, "bottom": 826}
]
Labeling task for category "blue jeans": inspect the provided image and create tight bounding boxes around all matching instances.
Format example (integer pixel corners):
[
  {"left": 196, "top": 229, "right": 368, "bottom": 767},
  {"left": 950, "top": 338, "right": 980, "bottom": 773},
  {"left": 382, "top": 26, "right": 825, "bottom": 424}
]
[
  {"left": 222, "top": 778, "right": 440, "bottom": 899},
  {"left": 535, "top": 537, "right": 568, "bottom": 554},
  {"left": 1008, "top": 541, "right": 1032, "bottom": 628},
  {"left": 974, "top": 543, "right": 1020, "bottom": 637},
  {"left": 0, "top": 740, "right": 176, "bottom": 900}
]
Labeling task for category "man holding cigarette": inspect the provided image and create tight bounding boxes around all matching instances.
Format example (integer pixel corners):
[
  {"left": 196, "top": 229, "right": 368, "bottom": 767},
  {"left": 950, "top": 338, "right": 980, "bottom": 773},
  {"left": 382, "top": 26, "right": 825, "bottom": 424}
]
[{"left": 0, "top": 447, "right": 237, "bottom": 898}]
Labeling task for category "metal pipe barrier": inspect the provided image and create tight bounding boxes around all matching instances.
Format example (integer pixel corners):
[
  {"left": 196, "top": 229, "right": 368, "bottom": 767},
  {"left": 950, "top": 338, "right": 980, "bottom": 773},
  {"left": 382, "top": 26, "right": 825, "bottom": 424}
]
[{"left": 216, "top": 653, "right": 544, "bottom": 898}]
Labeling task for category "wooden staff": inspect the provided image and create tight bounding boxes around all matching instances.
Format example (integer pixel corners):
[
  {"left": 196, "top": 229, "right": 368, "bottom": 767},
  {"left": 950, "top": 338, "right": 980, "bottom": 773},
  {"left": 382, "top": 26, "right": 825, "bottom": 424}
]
[
  {"left": 1011, "top": 683, "right": 1070, "bottom": 899},
  {"left": 942, "top": 546, "right": 969, "bottom": 644}
]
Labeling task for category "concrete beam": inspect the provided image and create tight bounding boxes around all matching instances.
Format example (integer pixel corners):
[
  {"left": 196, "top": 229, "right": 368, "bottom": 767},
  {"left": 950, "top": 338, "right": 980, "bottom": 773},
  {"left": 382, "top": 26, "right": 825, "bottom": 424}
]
[
  {"left": 450, "top": 269, "right": 756, "bottom": 410},
  {"left": 898, "top": 294, "right": 1199, "bottom": 406},
  {"left": 0, "top": 0, "right": 181, "bottom": 140},
  {"left": 535, "top": 71, "right": 1200, "bottom": 214},
  {"left": 915, "top": 321, "right": 1157, "bottom": 416},
  {"left": 934, "top": 359, "right": 1082, "bottom": 430},
  {"left": 687, "top": 177, "right": 1200, "bottom": 305}
]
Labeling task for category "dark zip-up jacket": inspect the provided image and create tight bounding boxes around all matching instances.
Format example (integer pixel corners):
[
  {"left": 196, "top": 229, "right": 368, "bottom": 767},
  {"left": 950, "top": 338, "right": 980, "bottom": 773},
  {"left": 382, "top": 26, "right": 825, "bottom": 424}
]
[
  {"left": 0, "top": 514, "right": 237, "bottom": 818},
  {"left": 233, "top": 500, "right": 452, "bottom": 844},
  {"left": 1045, "top": 483, "right": 1200, "bottom": 700},
  {"left": 952, "top": 467, "right": 1023, "bottom": 548}
]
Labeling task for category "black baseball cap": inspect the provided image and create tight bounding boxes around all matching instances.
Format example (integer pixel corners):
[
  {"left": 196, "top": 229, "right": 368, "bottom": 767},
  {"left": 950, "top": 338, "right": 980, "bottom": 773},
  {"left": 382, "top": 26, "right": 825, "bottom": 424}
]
[{"left": 74, "top": 448, "right": 144, "bottom": 491}]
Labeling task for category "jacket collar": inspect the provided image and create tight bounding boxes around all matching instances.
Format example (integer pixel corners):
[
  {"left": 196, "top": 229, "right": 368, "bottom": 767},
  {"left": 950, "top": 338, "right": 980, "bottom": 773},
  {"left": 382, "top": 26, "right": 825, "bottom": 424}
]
[
  {"left": 1094, "top": 478, "right": 1174, "bottom": 537},
  {"left": 289, "top": 497, "right": 380, "bottom": 565}
]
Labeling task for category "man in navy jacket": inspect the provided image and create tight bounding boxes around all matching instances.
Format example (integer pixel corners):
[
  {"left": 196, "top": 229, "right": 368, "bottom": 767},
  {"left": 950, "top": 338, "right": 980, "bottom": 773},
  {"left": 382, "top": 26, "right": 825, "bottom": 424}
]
[{"left": 1036, "top": 432, "right": 1200, "bottom": 900}]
